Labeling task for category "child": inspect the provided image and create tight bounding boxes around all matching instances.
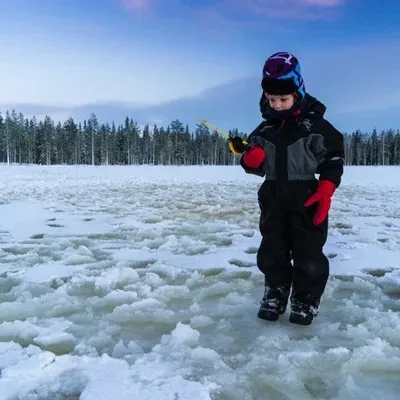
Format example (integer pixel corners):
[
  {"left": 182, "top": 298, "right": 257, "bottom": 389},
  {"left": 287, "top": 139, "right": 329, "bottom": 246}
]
[{"left": 230, "top": 51, "right": 344, "bottom": 325}]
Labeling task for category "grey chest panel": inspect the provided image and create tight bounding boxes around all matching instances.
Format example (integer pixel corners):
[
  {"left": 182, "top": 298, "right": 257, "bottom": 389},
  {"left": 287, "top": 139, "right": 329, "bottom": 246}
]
[{"left": 248, "top": 133, "right": 326, "bottom": 180}]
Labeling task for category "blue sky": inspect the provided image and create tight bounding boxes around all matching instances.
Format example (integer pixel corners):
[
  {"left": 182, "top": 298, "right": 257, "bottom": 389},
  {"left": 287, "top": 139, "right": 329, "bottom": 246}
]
[{"left": 0, "top": 0, "right": 400, "bottom": 133}]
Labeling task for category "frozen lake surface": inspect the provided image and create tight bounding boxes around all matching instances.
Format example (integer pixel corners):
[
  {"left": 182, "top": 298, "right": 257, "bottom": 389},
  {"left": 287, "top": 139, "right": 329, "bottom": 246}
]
[{"left": 0, "top": 164, "right": 399, "bottom": 400}]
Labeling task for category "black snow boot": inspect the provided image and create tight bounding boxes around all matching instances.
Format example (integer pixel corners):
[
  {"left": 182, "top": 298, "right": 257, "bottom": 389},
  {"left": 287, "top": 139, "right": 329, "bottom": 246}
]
[
  {"left": 257, "top": 285, "right": 291, "bottom": 321},
  {"left": 289, "top": 297, "right": 320, "bottom": 326}
]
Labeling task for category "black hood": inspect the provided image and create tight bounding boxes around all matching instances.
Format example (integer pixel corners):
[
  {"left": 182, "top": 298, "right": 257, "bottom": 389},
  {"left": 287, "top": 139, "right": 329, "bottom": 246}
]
[
  {"left": 259, "top": 92, "right": 326, "bottom": 121},
  {"left": 300, "top": 93, "right": 326, "bottom": 118}
]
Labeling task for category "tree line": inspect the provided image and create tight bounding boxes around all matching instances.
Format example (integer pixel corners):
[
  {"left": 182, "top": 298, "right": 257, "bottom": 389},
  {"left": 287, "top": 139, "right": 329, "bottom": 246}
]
[{"left": 0, "top": 110, "right": 399, "bottom": 166}]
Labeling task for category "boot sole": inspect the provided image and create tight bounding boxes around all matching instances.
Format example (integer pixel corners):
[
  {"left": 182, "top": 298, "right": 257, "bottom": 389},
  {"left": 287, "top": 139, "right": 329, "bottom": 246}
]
[
  {"left": 258, "top": 310, "right": 279, "bottom": 321},
  {"left": 257, "top": 308, "right": 286, "bottom": 321},
  {"left": 289, "top": 313, "right": 313, "bottom": 325}
]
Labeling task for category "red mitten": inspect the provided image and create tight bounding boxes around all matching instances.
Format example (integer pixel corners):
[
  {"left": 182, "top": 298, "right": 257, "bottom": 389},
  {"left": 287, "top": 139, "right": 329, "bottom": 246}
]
[
  {"left": 304, "top": 180, "right": 336, "bottom": 225},
  {"left": 242, "top": 147, "right": 265, "bottom": 168}
]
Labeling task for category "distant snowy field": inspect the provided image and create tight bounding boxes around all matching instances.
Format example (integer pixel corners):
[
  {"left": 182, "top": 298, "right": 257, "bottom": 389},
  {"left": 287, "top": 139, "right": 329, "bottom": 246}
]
[{"left": 0, "top": 164, "right": 399, "bottom": 400}]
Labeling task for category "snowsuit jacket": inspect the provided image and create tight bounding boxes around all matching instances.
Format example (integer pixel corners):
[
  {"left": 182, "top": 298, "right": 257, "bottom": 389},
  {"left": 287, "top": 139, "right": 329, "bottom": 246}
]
[{"left": 241, "top": 93, "right": 345, "bottom": 192}]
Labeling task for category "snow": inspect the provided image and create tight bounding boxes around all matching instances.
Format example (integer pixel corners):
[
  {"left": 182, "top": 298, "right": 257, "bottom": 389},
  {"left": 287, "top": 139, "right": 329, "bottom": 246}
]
[{"left": 0, "top": 163, "right": 399, "bottom": 399}]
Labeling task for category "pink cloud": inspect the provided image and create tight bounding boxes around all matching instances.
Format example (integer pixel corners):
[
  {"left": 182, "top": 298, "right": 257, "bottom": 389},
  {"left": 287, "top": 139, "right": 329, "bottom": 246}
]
[
  {"left": 235, "top": 0, "right": 345, "bottom": 19},
  {"left": 119, "top": 0, "right": 346, "bottom": 21},
  {"left": 193, "top": 1, "right": 347, "bottom": 22},
  {"left": 120, "top": 0, "right": 153, "bottom": 11},
  {"left": 297, "top": 0, "right": 344, "bottom": 6}
]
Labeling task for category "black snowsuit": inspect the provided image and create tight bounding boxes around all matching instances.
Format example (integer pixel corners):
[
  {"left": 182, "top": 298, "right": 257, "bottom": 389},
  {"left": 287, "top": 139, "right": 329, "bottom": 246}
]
[{"left": 241, "top": 93, "right": 344, "bottom": 303}]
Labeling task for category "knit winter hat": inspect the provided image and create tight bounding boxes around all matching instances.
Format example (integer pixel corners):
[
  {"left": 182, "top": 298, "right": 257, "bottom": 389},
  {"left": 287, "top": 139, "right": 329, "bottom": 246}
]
[{"left": 261, "top": 52, "right": 306, "bottom": 99}]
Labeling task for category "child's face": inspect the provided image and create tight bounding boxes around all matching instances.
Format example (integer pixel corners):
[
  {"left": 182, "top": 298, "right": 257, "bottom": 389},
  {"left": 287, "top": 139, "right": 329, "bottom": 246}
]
[{"left": 267, "top": 94, "right": 295, "bottom": 111}]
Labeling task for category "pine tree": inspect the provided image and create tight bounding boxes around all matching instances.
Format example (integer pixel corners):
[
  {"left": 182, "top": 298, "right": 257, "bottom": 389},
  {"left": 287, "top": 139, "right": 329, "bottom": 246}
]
[
  {"left": 0, "top": 113, "right": 5, "bottom": 163},
  {"left": 141, "top": 124, "right": 151, "bottom": 164},
  {"left": 27, "top": 117, "right": 38, "bottom": 164},
  {"left": 170, "top": 119, "right": 185, "bottom": 165},
  {"left": 63, "top": 117, "right": 79, "bottom": 164},
  {"left": 87, "top": 113, "right": 99, "bottom": 166}
]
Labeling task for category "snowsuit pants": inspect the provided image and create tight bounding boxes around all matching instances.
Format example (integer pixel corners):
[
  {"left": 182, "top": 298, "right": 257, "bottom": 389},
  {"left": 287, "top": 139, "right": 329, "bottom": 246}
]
[{"left": 256, "top": 179, "right": 329, "bottom": 302}]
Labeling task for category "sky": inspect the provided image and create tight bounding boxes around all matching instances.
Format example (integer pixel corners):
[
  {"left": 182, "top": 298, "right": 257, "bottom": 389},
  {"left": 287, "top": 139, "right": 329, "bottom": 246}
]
[{"left": 0, "top": 0, "right": 400, "bottom": 133}]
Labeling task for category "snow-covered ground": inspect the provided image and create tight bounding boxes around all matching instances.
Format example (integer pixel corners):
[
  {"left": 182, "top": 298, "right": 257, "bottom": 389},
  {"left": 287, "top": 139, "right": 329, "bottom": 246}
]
[{"left": 0, "top": 164, "right": 399, "bottom": 400}]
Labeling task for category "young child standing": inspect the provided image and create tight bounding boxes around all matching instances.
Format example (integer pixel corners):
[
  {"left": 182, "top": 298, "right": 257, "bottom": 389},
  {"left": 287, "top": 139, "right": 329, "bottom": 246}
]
[{"left": 230, "top": 52, "right": 344, "bottom": 325}]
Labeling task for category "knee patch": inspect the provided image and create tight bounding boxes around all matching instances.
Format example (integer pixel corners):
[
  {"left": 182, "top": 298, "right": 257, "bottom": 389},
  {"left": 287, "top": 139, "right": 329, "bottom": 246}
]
[
  {"left": 296, "top": 259, "right": 328, "bottom": 278},
  {"left": 257, "top": 251, "right": 291, "bottom": 270}
]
